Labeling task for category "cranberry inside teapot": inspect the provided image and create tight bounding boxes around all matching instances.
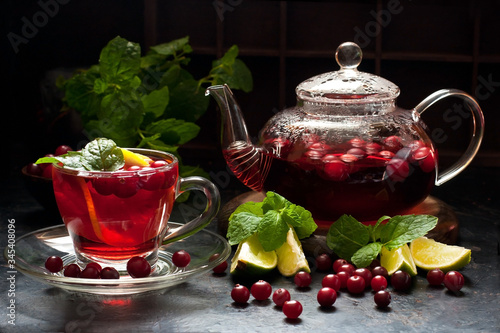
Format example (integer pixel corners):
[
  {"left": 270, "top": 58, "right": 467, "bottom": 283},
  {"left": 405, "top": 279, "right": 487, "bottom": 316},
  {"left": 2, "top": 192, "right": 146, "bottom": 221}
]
[{"left": 256, "top": 132, "right": 437, "bottom": 224}]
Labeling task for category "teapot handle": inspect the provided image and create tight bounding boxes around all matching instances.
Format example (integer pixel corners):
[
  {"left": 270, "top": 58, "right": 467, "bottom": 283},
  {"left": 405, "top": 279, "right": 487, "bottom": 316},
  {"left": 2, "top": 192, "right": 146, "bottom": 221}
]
[{"left": 414, "top": 89, "right": 485, "bottom": 186}]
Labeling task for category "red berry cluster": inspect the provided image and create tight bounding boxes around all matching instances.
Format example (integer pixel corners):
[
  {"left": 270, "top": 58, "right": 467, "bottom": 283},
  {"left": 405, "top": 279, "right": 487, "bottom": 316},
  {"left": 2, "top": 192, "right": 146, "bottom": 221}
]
[
  {"left": 44, "top": 255, "right": 121, "bottom": 279},
  {"left": 44, "top": 255, "right": 152, "bottom": 279},
  {"left": 230, "top": 255, "right": 468, "bottom": 319},
  {"left": 26, "top": 145, "right": 73, "bottom": 179},
  {"left": 427, "top": 268, "right": 465, "bottom": 293},
  {"left": 231, "top": 280, "right": 304, "bottom": 319}
]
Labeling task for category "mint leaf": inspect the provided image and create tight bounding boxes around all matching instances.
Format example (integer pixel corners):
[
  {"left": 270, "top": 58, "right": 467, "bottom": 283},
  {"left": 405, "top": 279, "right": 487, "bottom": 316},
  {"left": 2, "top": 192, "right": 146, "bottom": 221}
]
[
  {"left": 145, "top": 118, "right": 200, "bottom": 145},
  {"left": 381, "top": 215, "right": 438, "bottom": 250},
  {"left": 326, "top": 215, "right": 370, "bottom": 261},
  {"left": 142, "top": 86, "right": 170, "bottom": 118},
  {"left": 282, "top": 204, "right": 317, "bottom": 239},
  {"left": 148, "top": 36, "right": 190, "bottom": 56},
  {"left": 99, "top": 36, "right": 141, "bottom": 83},
  {"left": 262, "top": 191, "right": 288, "bottom": 212},
  {"left": 370, "top": 215, "right": 391, "bottom": 242},
  {"left": 351, "top": 242, "right": 383, "bottom": 268},
  {"left": 229, "top": 201, "right": 264, "bottom": 220},
  {"left": 257, "top": 210, "right": 289, "bottom": 252},
  {"left": 36, "top": 151, "right": 86, "bottom": 170},
  {"left": 81, "top": 138, "right": 124, "bottom": 171},
  {"left": 226, "top": 212, "right": 262, "bottom": 246}
]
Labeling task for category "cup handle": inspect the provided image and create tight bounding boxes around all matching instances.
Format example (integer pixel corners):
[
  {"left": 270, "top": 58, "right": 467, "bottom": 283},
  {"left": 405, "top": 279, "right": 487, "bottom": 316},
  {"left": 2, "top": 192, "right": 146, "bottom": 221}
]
[
  {"left": 162, "top": 176, "right": 220, "bottom": 245},
  {"left": 413, "top": 89, "right": 485, "bottom": 186}
]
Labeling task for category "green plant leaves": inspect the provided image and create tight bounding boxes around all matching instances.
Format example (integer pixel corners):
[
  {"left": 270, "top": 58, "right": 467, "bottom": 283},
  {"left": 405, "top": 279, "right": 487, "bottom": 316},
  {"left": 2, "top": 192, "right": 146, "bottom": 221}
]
[
  {"left": 60, "top": 35, "right": 253, "bottom": 177},
  {"left": 227, "top": 192, "right": 318, "bottom": 252},
  {"left": 326, "top": 214, "right": 438, "bottom": 268}
]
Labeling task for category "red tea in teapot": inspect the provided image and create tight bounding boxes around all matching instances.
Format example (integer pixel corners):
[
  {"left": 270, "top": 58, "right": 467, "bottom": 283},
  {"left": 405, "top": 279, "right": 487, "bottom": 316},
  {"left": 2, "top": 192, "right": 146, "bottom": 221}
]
[{"left": 224, "top": 135, "right": 436, "bottom": 225}]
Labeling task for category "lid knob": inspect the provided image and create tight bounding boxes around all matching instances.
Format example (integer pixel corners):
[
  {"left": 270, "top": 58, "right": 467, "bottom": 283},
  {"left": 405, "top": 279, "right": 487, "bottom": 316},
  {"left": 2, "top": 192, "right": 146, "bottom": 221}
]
[{"left": 335, "top": 42, "right": 362, "bottom": 70}]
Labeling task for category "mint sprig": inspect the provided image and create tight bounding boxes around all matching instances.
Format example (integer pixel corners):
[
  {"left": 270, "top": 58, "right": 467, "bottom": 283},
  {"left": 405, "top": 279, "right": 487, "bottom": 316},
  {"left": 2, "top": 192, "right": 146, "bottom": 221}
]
[
  {"left": 35, "top": 138, "right": 125, "bottom": 171},
  {"left": 227, "top": 192, "right": 318, "bottom": 251},
  {"left": 326, "top": 214, "right": 438, "bottom": 268}
]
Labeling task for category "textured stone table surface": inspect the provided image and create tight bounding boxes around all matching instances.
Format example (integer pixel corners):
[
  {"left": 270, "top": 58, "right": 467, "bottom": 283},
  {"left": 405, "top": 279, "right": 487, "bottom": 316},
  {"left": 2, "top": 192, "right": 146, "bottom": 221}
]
[{"left": 1, "top": 167, "right": 499, "bottom": 333}]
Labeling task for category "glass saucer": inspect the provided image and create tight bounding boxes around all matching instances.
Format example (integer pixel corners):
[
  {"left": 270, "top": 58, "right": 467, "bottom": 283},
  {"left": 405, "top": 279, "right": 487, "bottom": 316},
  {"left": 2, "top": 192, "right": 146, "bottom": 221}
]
[{"left": 6, "top": 223, "right": 231, "bottom": 295}]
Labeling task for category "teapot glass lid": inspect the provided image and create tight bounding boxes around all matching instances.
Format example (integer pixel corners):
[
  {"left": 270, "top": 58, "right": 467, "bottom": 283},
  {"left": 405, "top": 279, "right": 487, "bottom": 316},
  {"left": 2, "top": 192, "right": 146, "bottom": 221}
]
[{"left": 296, "top": 42, "right": 400, "bottom": 103}]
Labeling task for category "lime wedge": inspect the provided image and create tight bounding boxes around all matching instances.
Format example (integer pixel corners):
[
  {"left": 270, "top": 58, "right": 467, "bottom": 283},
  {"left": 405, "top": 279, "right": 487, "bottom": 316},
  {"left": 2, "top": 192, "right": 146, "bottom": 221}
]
[
  {"left": 121, "top": 148, "right": 152, "bottom": 167},
  {"left": 275, "top": 227, "right": 310, "bottom": 277},
  {"left": 410, "top": 237, "right": 471, "bottom": 272},
  {"left": 380, "top": 243, "right": 417, "bottom": 276},
  {"left": 230, "top": 233, "right": 277, "bottom": 276}
]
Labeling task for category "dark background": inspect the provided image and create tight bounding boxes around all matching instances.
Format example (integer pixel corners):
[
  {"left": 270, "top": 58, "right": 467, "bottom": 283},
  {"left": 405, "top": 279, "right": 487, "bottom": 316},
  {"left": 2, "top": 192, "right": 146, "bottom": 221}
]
[{"left": 3, "top": 0, "right": 499, "bottom": 181}]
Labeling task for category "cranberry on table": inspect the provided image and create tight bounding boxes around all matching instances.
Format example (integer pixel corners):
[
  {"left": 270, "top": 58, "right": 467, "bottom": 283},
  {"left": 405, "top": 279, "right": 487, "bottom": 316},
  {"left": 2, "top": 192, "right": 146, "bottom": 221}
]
[
  {"left": 45, "top": 256, "right": 63, "bottom": 273},
  {"left": 374, "top": 290, "right": 392, "bottom": 308},
  {"left": 338, "top": 263, "right": 355, "bottom": 276},
  {"left": 391, "top": 270, "right": 412, "bottom": 291},
  {"left": 333, "top": 258, "right": 348, "bottom": 273},
  {"left": 443, "top": 271, "right": 465, "bottom": 293},
  {"left": 322, "top": 274, "right": 341, "bottom": 292},
  {"left": 231, "top": 284, "right": 250, "bottom": 304},
  {"left": 371, "top": 275, "right": 388, "bottom": 292},
  {"left": 127, "top": 256, "right": 151, "bottom": 278},
  {"left": 172, "top": 250, "right": 191, "bottom": 267},
  {"left": 317, "top": 287, "right": 337, "bottom": 307},
  {"left": 427, "top": 268, "right": 445, "bottom": 286},
  {"left": 315, "top": 253, "right": 332, "bottom": 272},
  {"left": 272, "top": 288, "right": 291, "bottom": 307},
  {"left": 354, "top": 268, "right": 373, "bottom": 287},
  {"left": 347, "top": 275, "right": 366, "bottom": 294},
  {"left": 80, "top": 266, "right": 101, "bottom": 279},
  {"left": 337, "top": 271, "right": 350, "bottom": 289},
  {"left": 371, "top": 266, "right": 389, "bottom": 279},
  {"left": 282, "top": 300, "right": 303, "bottom": 319},
  {"left": 101, "top": 267, "right": 120, "bottom": 279},
  {"left": 250, "top": 280, "right": 272, "bottom": 301},
  {"left": 294, "top": 271, "right": 312, "bottom": 288},
  {"left": 63, "top": 264, "right": 81, "bottom": 278},
  {"left": 212, "top": 261, "right": 228, "bottom": 274}
]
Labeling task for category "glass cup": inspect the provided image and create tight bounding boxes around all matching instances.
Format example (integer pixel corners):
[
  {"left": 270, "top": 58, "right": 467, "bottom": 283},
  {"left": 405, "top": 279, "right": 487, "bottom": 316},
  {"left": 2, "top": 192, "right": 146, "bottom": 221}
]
[{"left": 51, "top": 148, "right": 220, "bottom": 272}]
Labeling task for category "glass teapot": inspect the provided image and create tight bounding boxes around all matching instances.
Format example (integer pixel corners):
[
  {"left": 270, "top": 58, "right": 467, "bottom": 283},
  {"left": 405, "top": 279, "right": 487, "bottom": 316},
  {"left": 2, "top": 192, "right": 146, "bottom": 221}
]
[{"left": 206, "top": 42, "right": 484, "bottom": 224}]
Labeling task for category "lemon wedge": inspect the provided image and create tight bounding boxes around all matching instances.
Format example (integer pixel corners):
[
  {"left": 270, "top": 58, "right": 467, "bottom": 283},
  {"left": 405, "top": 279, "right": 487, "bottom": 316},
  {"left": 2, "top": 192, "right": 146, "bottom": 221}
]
[
  {"left": 410, "top": 237, "right": 471, "bottom": 272},
  {"left": 380, "top": 243, "right": 417, "bottom": 276},
  {"left": 275, "top": 227, "right": 310, "bottom": 277},
  {"left": 121, "top": 148, "right": 152, "bottom": 167},
  {"left": 230, "top": 233, "right": 278, "bottom": 276}
]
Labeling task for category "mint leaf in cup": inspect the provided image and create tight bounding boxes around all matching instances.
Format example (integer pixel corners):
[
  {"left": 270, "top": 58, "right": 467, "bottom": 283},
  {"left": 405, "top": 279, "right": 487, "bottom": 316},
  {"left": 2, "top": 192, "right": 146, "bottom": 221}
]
[{"left": 36, "top": 138, "right": 125, "bottom": 172}]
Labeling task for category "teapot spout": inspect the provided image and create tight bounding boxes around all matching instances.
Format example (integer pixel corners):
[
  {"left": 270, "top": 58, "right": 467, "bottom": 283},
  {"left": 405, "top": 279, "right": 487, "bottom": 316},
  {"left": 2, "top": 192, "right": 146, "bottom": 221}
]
[
  {"left": 205, "top": 84, "right": 251, "bottom": 147},
  {"left": 205, "top": 84, "right": 269, "bottom": 191}
]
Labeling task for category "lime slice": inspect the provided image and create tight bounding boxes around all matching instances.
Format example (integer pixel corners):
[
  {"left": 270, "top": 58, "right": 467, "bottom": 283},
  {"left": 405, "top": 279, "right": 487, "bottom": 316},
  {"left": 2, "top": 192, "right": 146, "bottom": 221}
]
[
  {"left": 380, "top": 243, "right": 417, "bottom": 276},
  {"left": 410, "top": 237, "right": 471, "bottom": 272},
  {"left": 275, "top": 227, "right": 310, "bottom": 277},
  {"left": 230, "top": 233, "right": 277, "bottom": 276},
  {"left": 121, "top": 148, "right": 152, "bottom": 167}
]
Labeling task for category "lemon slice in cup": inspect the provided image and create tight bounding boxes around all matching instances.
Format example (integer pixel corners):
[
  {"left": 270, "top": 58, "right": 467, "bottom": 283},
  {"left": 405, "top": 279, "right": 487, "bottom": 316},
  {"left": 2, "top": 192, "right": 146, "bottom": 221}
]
[
  {"left": 380, "top": 243, "right": 417, "bottom": 276},
  {"left": 230, "top": 233, "right": 278, "bottom": 276},
  {"left": 275, "top": 227, "right": 310, "bottom": 277},
  {"left": 410, "top": 237, "right": 471, "bottom": 272},
  {"left": 121, "top": 148, "right": 153, "bottom": 167}
]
